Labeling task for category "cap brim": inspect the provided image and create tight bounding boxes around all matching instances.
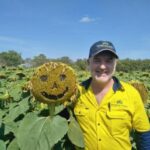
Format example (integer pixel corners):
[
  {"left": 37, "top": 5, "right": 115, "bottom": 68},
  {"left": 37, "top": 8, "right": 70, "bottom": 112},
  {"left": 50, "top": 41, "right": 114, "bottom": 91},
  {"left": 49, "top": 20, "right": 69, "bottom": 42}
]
[{"left": 92, "top": 49, "right": 119, "bottom": 59}]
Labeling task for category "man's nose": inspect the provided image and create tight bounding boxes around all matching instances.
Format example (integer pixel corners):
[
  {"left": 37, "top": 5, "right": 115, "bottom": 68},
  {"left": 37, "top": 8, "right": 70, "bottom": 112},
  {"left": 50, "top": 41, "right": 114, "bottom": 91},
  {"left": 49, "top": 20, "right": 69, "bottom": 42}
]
[{"left": 99, "top": 62, "right": 106, "bottom": 69}]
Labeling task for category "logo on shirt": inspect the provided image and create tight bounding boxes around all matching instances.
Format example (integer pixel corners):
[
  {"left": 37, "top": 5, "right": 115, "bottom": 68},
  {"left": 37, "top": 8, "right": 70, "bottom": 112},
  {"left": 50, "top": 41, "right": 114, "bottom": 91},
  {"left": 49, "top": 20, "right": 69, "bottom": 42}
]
[
  {"left": 116, "top": 100, "right": 123, "bottom": 104},
  {"left": 109, "top": 100, "right": 127, "bottom": 109}
]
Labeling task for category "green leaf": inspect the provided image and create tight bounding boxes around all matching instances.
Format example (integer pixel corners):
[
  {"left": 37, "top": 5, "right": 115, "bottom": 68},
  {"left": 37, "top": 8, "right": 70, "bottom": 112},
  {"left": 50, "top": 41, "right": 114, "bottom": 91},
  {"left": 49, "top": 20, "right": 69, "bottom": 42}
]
[
  {"left": 4, "top": 121, "right": 19, "bottom": 135},
  {"left": 17, "top": 113, "right": 68, "bottom": 150},
  {"left": 0, "top": 140, "right": 6, "bottom": 150},
  {"left": 4, "top": 98, "right": 29, "bottom": 123},
  {"left": 7, "top": 138, "right": 20, "bottom": 150},
  {"left": 67, "top": 118, "right": 84, "bottom": 148},
  {"left": 55, "top": 104, "right": 65, "bottom": 115},
  {"left": 9, "top": 85, "right": 22, "bottom": 101},
  {"left": 0, "top": 110, "right": 6, "bottom": 120}
]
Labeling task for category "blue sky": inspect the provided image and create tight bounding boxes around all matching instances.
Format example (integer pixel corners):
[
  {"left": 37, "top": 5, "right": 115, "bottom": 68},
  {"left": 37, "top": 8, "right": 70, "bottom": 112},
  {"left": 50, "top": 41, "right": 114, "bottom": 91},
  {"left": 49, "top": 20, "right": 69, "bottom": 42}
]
[{"left": 0, "top": 0, "right": 150, "bottom": 60}]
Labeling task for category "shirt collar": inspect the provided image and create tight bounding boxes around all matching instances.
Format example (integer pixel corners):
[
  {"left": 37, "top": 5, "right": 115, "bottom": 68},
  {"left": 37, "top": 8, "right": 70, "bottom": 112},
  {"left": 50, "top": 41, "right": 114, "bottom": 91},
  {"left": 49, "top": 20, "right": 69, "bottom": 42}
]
[
  {"left": 112, "top": 76, "right": 124, "bottom": 92},
  {"left": 80, "top": 76, "right": 123, "bottom": 92}
]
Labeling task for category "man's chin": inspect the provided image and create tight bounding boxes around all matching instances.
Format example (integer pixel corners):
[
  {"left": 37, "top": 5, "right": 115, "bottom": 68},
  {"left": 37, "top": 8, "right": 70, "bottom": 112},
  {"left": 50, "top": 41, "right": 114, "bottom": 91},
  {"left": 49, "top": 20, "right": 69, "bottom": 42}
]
[{"left": 94, "top": 76, "right": 111, "bottom": 83}]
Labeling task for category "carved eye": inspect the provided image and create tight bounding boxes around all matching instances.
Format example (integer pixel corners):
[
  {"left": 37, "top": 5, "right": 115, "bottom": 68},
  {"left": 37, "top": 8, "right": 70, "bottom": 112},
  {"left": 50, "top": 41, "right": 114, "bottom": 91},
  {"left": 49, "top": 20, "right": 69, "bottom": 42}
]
[
  {"left": 40, "top": 75, "right": 48, "bottom": 81},
  {"left": 60, "top": 74, "right": 66, "bottom": 81}
]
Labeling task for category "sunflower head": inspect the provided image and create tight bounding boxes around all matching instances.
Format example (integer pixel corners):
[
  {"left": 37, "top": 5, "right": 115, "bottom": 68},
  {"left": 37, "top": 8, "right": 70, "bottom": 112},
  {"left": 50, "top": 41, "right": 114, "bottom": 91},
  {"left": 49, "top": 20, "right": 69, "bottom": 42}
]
[
  {"left": 130, "top": 80, "right": 148, "bottom": 104},
  {"left": 30, "top": 62, "right": 78, "bottom": 105}
]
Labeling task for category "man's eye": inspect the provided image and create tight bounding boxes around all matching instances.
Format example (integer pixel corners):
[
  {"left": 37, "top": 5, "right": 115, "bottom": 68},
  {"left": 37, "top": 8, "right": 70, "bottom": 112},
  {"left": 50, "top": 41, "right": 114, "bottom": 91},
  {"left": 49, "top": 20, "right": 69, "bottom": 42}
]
[
  {"left": 93, "top": 59, "right": 100, "bottom": 63},
  {"left": 106, "top": 58, "right": 113, "bottom": 63}
]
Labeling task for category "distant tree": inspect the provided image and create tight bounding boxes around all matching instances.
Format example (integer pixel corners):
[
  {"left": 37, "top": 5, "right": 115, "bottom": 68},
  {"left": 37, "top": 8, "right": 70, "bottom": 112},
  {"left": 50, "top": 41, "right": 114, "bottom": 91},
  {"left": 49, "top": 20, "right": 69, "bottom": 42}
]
[
  {"left": 57, "top": 56, "right": 73, "bottom": 65},
  {"left": 31, "top": 54, "right": 49, "bottom": 67},
  {"left": 49, "top": 56, "right": 74, "bottom": 67},
  {"left": 137, "top": 59, "right": 150, "bottom": 71},
  {"left": 75, "top": 58, "right": 88, "bottom": 71},
  {"left": 0, "top": 50, "right": 23, "bottom": 66},
  {"left": 23, "top": 58, "right": 33, "bottom": 67},
  {"left": 116, "top": 59, "right": 150, "bottom": 72}
]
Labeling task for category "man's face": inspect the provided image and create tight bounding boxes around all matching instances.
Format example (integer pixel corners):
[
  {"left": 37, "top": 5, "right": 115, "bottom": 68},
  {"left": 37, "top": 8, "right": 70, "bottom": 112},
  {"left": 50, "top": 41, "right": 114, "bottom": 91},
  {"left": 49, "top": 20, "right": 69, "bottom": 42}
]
[{"left": 88, "top": 52, "right": 117, "bottom": 84}]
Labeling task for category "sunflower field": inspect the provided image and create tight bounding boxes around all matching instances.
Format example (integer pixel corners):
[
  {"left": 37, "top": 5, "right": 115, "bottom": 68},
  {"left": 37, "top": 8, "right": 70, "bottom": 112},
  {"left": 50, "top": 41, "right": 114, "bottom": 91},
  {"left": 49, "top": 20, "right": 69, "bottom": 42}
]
[{"left": 0, "top": 64, "right": 150, "bottom": 150}]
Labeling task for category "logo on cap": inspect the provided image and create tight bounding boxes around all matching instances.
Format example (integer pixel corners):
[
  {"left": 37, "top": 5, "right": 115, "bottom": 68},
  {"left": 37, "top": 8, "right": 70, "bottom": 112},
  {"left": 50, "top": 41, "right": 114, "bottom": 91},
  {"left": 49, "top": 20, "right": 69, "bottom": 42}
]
[{"left": 96, "top": 41, "right": 112, "bottom": 49}]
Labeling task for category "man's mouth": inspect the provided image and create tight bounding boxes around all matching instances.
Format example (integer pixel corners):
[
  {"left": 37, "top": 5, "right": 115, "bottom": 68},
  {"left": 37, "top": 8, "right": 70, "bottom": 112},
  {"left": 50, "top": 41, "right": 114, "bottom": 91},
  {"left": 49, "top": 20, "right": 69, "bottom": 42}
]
[{"left": 95, "top": 70, "right": 107, "bottom": 75}]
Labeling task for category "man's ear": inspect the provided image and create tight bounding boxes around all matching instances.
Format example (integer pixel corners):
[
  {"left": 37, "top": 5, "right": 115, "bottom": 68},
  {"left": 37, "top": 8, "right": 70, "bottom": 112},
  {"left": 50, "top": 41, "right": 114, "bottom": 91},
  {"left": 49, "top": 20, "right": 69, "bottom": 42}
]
[
  {"left": 87, "top": 58, "right": 90, "bottom": 64},
  {"left": 115, "top": 58, "right": 118, "bottom": 64},
  {"left": 87, "top": 59, "right": 90, "bottom": 71}
]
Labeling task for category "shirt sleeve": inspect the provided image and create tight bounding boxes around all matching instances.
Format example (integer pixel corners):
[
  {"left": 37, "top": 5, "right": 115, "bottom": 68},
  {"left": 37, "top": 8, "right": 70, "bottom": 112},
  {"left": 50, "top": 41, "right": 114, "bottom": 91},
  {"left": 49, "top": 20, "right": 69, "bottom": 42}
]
[
  {"left": 132, "top": 88, "right": 150, "bottom": 132},
  {"left": 135, "top": 130, "right": 150, "bottom": 150}
]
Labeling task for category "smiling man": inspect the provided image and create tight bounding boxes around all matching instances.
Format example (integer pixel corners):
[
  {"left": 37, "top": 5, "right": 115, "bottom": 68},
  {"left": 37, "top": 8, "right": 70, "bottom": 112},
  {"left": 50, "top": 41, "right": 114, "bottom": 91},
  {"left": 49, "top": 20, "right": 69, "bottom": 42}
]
[{"left": 74, "top": 41, "right": 150, "bottom": 150}]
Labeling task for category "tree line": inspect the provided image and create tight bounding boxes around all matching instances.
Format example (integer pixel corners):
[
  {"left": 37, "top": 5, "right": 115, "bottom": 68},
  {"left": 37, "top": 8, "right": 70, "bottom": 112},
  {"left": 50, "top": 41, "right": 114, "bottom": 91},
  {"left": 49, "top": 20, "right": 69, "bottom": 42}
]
[{"left": 0, "top": 50, "right": 150, "bottom": 72}]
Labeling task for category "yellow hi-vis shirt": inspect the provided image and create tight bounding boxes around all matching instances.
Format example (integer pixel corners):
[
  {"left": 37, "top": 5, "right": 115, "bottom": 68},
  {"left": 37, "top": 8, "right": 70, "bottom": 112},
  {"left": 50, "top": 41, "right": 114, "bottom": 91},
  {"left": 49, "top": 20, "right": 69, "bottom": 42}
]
[{"left": 74, "top": 78, "right": 150, "bottom": 150}]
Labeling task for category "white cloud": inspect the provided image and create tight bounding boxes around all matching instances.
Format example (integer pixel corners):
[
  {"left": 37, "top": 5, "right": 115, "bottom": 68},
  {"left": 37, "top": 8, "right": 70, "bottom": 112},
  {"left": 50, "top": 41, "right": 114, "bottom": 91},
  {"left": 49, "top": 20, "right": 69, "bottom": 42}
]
[
  {"left": 0, "top": 36, "right": 25, "bottom": 44},
  {"left": 79, "top": 16, "right": 95, "bottom": 23}
]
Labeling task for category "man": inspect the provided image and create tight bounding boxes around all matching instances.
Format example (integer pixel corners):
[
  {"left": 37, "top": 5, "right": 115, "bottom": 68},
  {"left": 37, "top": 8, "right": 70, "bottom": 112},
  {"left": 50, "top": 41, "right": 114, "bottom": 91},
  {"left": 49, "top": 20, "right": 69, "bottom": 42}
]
[{"left": 74, "top": 41, "right": 150, "bottom": 150}]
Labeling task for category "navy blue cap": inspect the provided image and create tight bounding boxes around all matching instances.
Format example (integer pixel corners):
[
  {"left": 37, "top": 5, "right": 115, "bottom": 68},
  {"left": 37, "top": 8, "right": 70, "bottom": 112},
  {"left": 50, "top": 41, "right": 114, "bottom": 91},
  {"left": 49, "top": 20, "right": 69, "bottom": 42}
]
[{"left": 89, "top": 40, "right": 119, "bottom": 58}]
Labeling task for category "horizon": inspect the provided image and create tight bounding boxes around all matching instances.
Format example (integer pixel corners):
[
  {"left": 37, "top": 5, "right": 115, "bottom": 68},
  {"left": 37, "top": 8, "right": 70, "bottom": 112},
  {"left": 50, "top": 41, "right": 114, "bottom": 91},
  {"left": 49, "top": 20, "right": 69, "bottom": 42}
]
[{"left": 1, "top": 49, "right": 150, "bottom": 61}]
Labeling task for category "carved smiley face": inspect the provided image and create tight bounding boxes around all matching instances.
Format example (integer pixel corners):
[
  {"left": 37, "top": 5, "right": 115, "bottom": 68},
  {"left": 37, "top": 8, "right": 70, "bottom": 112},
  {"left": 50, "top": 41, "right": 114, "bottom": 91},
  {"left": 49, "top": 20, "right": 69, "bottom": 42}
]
[{"left": 31, "top": 62, "right": 77, "bottom": 105}]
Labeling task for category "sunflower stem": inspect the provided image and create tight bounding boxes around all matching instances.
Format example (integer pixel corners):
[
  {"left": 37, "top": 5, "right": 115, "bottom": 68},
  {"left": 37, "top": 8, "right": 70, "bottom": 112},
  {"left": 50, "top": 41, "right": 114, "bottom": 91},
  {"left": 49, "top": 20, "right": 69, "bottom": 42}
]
[{"left": 48, "top": 103, "right": 55, "bottom": 117}]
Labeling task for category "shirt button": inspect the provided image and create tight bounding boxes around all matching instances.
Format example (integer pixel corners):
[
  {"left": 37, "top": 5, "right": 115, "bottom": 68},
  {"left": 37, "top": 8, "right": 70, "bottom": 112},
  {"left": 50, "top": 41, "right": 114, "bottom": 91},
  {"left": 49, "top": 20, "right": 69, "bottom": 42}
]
[
  {"left": 98, "top": 123, "right": 100, "bottom": 126},
  {"left": 99, "top": 139, "right": 101, "bottom": 141}
]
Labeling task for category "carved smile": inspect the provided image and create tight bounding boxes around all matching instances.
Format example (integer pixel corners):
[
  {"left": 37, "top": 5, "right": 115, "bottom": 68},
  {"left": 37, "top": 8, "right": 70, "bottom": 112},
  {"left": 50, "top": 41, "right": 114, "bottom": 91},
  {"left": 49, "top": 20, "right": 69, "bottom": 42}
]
[{"left": 41, "top": 87, "right": 68, "bottom": 100}]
